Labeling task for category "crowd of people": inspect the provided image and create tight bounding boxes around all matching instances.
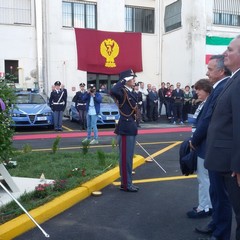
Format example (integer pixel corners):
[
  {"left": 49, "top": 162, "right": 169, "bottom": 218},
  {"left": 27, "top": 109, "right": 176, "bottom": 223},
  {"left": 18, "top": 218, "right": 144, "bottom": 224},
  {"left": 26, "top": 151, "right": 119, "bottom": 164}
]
[{"left": 134, "top": 81, "right": 200, "bottom": 126}]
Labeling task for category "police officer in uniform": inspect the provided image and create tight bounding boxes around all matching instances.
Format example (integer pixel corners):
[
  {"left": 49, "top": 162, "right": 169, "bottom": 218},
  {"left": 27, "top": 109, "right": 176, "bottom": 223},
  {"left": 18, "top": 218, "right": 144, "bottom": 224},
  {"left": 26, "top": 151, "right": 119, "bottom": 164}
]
[
  {"left": 73, "top": 83, "right": 87, "bottom": 130},
  {"left": 111, "top": 69, "right": 139, "bottom": 192},
  {"left": 49, "top": 81, "right": 67, "bottom": 131}
]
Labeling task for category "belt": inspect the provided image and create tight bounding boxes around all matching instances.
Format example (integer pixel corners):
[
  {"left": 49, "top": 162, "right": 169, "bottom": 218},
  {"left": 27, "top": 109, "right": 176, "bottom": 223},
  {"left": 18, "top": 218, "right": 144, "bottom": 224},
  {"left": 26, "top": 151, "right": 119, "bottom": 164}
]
[
  {"left": 192, "top": 126, "right": 196, "bottom": 133},
  {"left": 77, "top": 103, "right": 86, "bottom": 106},
  {"left": 52, "top": 102, "right": 65, "bottom": 105}
]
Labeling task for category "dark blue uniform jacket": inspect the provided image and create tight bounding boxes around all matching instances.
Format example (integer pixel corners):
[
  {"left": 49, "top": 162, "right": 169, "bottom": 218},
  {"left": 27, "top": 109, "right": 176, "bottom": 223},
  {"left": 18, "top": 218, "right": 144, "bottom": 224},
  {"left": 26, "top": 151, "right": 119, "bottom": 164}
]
[{"left": 111, "top": 79, "right": 138, "bottom": 136}]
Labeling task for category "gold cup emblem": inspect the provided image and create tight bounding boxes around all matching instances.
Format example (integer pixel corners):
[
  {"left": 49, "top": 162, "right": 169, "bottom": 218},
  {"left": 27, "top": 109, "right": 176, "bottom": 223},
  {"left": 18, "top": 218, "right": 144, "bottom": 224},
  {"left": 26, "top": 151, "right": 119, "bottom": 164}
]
[{"left": 100, "top": 39, "right": 119, "bottom": 68}]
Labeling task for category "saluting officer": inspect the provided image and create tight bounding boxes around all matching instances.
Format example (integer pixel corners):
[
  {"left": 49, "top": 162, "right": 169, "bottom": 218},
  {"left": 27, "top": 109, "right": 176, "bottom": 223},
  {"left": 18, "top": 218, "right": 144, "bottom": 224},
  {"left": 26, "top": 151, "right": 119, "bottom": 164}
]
[
  {"left": 49, "top": 81, "right": 67, "bottom": 131},
  {"left": 111, "top": 69, "right": 139, "bottom": 192},
  {"left": 73, "top": 83, "right": 87, "bottom": 130}
]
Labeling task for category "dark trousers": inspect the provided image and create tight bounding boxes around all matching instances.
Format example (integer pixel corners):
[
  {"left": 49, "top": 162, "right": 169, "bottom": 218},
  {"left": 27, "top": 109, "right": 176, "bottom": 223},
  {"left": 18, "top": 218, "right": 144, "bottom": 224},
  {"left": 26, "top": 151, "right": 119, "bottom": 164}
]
[
  {"left": 182, "top": 102, "right": 192, "bottom": 121},
  {"left": 53, "top": 111, "right": 63, "bottom": 130},
  {"left": 224, "top": 173, "right": 240, "bottom": 240},
  {"left": 117, "top": 135, "right": 136, "bottom": 189},
  {"left": 78, "top": 109, "right": 86, "bottom": 129},
  {"left": 142, "top": 100, "right": 147, "bottom": 121},
  {"left": 148, "top": 102, "right": 158, "bottom": 121},
  {"left": 166, "top": 101, "right": 173, "bottom": 119},
  {"left": 159, "top": 101, "right": 167, "bottom": 116},
  {"left": 208, "top": 170, "right": 232, "bottom": 240},
  {"left": 173, "top": 102, "right": 183, "bottom": 122}
]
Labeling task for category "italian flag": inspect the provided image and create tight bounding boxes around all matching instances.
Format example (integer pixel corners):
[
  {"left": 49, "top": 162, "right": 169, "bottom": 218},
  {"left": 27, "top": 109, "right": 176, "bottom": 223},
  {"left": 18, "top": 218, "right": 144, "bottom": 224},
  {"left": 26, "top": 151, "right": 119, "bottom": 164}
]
[{"left": 206, "top": 36, "right": 233, "bottom": 63}]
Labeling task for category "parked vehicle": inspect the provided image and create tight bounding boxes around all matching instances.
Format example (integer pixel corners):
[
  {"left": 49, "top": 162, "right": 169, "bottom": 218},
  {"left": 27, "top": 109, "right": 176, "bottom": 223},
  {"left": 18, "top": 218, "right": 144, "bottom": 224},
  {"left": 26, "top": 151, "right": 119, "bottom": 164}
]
[
  {"left": 11, "top": 92, "right": 54, "bottom": 128},
  {"left": 69, "top": 92, "right": 120, "bottom": 126}
]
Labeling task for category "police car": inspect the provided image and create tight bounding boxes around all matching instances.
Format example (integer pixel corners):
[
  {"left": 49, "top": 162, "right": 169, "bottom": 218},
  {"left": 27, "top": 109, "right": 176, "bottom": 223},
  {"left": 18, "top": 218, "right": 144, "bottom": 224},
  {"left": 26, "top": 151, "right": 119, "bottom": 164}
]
[
  {"left": 10, "top": 91, "right": 54, "bottom": 128},
  {"left": 69, "top": 92, "right": 120, "bottom": 126}
]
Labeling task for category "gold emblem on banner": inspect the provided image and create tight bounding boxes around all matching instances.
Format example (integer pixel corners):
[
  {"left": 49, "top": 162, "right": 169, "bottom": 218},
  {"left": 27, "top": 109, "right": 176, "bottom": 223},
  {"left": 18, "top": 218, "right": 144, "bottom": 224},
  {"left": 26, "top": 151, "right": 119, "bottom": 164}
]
[{"left": 100, "top": 39, "right": 119, "bottom": 68}]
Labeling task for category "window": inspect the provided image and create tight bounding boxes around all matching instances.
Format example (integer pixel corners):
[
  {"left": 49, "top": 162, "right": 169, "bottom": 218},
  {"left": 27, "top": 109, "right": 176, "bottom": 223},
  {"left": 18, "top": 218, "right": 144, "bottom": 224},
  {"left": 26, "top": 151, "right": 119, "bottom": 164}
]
[
  {"left": 5, "top": 60, "right": 19, "bottom": 83},
  {"left": 62, "top": 0, "right": 96, "bottom": 28},
  {"left": 164, "top": 0, "right": 182, "bottom": 32},
  {"left": 213, "top": 0, "right": 240, "bottom": 26},
  {"left": 87, "top": 73, "right": 118, "bottom": 91},
  {"left": 125, "top": 6, "right": 155, "bottom": 34},
  {"left": 0, "top": 0, "right": 31, "bottom": 25}
]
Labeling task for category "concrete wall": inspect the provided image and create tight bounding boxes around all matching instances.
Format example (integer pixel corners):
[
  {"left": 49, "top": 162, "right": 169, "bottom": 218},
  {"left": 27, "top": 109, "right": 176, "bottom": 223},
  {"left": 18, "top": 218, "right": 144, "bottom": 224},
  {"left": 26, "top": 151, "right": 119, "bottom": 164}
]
[
  {"left": 1, "top": 0, "right": 240, "bottom": 99},
  {"left": 161, "top": 0, "right": 207, "bottom": 87},
  {"left": 44, "top": 0, "right": 159, "bottom": 99},
  {"left": 161, "top": 0, "right": 240, "bottom": 87},
  {"left": 0, "top": 24, "right": 37, "bottom": 89}
]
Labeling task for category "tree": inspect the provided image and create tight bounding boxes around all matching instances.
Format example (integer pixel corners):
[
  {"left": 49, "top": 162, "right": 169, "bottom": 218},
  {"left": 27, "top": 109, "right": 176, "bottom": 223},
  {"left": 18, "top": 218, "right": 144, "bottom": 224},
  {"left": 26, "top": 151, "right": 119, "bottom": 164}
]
[{"left": 0, "top": 76, "right": 16, "bottom": 162}]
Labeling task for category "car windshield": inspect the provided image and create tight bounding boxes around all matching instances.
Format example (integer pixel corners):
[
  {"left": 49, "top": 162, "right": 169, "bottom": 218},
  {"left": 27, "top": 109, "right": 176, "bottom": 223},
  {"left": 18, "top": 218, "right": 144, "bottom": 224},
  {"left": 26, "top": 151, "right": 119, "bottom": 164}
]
[
  {"left": 16, "top": 94, "right": 46, "bottom": 104},
  {"left": 101, "top": 94, "right": 115, "bottom": 104}
]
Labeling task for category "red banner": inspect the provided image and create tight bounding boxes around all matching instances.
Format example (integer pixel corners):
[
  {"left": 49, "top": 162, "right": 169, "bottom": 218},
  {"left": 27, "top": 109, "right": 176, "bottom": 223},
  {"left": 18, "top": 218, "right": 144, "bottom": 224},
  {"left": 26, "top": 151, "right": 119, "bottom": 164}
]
[{"left": 74, "top": 28, "right": 142, "bottom": 74}]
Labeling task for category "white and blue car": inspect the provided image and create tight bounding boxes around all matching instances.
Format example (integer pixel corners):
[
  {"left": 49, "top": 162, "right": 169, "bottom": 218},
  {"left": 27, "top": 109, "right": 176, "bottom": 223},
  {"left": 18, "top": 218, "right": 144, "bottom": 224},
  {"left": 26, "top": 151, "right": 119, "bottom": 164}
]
[{"left": 11, "top": 92, "right": 54, "bottom": 128}]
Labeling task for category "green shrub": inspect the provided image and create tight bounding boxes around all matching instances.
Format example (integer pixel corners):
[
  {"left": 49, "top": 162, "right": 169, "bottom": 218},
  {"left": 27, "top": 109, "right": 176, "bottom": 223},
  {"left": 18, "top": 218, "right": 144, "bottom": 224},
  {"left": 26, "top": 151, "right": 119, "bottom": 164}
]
[
  {"left": 0, "top": 78, "right": 16, "bottom": 162},
  {"left": 22, "top": 144, "right": 32, "bottom": 153},
  {"left": 97, "top": 150, "right": 106, "bottom": 166},
  {"left": 81, "top": 140, "right": 90, "bottom": 155},
  {"left": 52, "top": 136, "right": 61, "bottom": 154}
]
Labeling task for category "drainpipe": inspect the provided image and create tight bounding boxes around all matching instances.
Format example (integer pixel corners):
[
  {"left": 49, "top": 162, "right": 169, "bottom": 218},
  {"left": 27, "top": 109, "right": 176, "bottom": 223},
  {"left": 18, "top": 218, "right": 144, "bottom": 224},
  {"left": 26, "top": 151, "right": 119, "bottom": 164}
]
[
  {"left": 35, "top": 0, "right": 44, "bottom": 93},
  {"left": 158, "top": 0, "right": 163, "bottom": 84}
]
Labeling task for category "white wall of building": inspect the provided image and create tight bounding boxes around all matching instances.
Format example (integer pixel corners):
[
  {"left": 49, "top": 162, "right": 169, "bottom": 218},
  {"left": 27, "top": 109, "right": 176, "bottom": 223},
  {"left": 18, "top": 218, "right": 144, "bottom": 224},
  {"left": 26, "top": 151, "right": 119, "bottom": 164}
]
[
  {"left": 1, "top": 0, "right": 240, "bottom": 99},
  {"left": 161, "top": 0, "right": 207, "bottom": 87},
  {"left": 44, "top": 0, "right": 159, "bottom": 99},
  {"left": 161, "top": 0, "right": 240, "bottom": 88},
  {"left": 0, "top": 24, "right": 37, "bottom": 89}
]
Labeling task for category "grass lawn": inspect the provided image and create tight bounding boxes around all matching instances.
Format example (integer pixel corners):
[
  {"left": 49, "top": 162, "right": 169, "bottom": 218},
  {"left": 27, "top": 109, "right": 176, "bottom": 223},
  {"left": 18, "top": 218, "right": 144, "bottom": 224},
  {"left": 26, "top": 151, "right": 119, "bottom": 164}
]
[{"left": 0, "top": 146, "right": 119, "bottom": 224}]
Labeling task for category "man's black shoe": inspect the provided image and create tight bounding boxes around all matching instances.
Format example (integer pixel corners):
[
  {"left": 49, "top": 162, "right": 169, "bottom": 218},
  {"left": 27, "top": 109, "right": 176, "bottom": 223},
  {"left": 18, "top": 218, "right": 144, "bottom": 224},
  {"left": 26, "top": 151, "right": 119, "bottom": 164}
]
[
  {"left": 209, "top": 236, "right": 219, "bottom": 240},
  {"left": 120, "top": 185, "right": 139, "bottom": 190},
  {"left": 132, "top": 185, "right": 139, "bottom": 190},
  {"left": 119, "top": 185, "right": 138, "bottom": 192},
  {"left": 195, "top": 225, "right": 213, "bottom": 235},
  {"left": 187, "top": 208, "right": 212, "bottom": 218}
]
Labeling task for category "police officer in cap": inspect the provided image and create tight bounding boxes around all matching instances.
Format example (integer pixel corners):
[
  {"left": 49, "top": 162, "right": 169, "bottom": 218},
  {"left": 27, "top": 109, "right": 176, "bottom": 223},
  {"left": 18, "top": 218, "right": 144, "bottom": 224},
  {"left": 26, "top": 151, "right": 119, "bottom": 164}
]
[
  {"left": 111, "top": 69, "right": 139, "bottom": 192},
  {"left": 73, "top": 83, "right": 87, "bottom": 130},
  {"left": 49, "top": 81, "right": 67, "bottom": 131}
]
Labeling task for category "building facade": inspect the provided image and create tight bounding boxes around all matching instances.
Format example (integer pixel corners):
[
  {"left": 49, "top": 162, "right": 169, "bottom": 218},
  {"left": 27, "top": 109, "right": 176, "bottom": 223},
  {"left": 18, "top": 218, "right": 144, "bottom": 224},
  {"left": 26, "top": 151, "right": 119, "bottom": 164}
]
[{"left": 0, "top": 0, "right": 239, "bottom": 100}]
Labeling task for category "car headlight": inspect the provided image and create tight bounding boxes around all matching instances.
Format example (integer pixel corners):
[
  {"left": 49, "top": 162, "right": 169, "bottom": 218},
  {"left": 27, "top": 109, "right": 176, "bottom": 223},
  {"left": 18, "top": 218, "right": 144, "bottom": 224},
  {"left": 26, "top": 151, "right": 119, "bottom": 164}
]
[
  {"left": 12, "top": 113, "right": 21, "bottom": 117},
  {"left": 42, "top": 112, "right": 52, "bottom": 116}
]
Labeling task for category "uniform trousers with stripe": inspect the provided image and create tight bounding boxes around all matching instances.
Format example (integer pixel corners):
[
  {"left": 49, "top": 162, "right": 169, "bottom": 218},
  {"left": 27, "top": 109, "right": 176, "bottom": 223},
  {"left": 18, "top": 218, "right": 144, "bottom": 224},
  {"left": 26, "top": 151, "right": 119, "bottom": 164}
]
[
  {"left": 117, "top": 135, "right": 136, "bottom": 189},
  {"left": 53, "top": 111, "right": 63, "bottom": 130}
]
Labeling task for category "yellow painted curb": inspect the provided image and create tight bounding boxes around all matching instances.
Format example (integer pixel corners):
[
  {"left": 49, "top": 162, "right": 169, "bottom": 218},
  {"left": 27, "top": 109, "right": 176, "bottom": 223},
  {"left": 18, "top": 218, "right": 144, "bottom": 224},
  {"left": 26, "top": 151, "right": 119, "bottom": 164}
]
[{"left": 0, "top": 155, "right": 144, "bottom": 240}]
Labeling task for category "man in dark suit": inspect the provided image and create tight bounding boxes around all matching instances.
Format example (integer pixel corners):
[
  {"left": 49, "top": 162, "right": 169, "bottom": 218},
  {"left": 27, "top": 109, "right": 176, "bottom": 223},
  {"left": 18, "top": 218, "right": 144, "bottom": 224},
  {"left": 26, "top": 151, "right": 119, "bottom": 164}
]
[
  {"left": 148, "top": 86, "right": 158, "bottom": 121},
  {"left": 111, "top": 69, "right": 139, "bottom": 192},
  {"left": 158, "top": 82, "right": 168, "bottom": 117},
  {"left": 188, "top": 55, "right": 232, "bottom": 239},
  {"left": 205, "top": 36, "right": 240, "bottom": 240},
  {"left": 172, "top": 82, "right": 184, "bottom": 124}
]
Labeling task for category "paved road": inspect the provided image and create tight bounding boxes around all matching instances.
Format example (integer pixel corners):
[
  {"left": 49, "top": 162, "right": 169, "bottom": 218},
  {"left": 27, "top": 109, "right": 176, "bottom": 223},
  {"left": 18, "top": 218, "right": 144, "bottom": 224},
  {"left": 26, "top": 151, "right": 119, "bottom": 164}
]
[{"left": 12, "top": 120, "right": 236, "bottom": 240}]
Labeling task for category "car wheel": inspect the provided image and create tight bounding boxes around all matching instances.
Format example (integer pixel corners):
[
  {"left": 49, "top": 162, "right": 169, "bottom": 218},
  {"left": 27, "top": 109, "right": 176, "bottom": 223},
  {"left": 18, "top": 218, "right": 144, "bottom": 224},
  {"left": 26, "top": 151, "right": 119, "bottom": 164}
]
[{"left": 69, "top": 110, "right": 74, "bottom": 122}]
